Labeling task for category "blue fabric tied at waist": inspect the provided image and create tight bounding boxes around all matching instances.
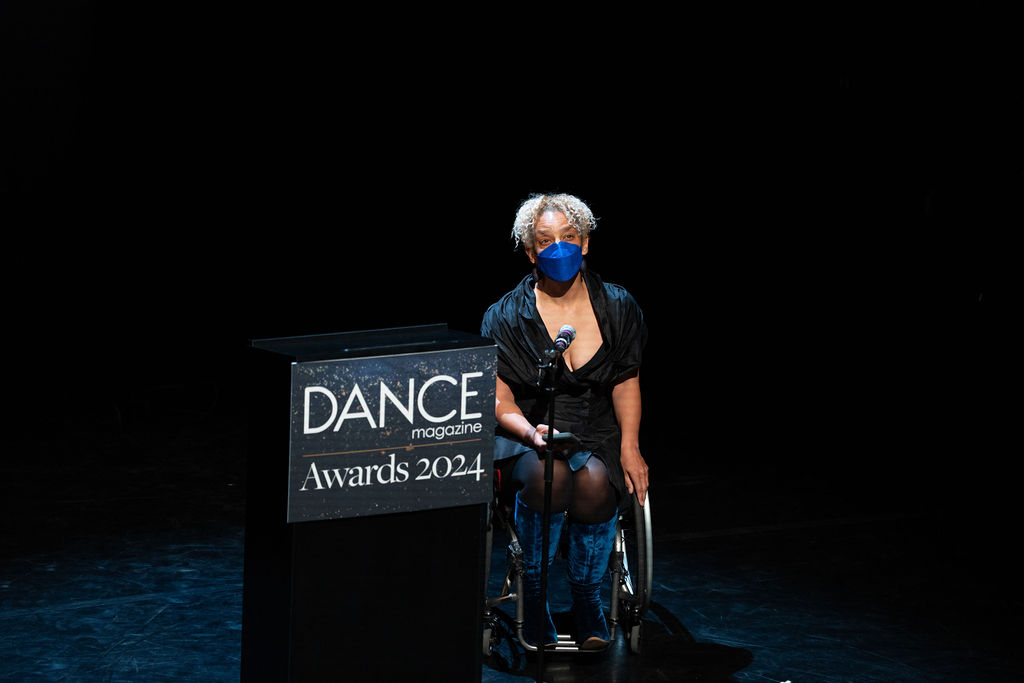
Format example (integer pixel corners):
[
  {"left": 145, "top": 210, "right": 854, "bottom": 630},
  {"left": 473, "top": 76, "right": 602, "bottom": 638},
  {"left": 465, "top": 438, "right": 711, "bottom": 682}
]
[{"left": 493, "top": 434, "right": 594, "bottom": 472}]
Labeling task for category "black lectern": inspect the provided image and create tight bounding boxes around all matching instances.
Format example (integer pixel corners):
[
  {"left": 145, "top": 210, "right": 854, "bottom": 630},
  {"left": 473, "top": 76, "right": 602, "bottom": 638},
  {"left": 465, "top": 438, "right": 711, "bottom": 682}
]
[{"left": 242, "top": 324, "right": 495, "bottom": 682}]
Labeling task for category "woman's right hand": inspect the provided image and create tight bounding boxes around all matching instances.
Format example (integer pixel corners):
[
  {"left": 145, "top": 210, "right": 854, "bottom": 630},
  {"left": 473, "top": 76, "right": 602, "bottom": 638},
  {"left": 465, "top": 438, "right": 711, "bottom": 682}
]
[{"left": 523, "top": 423, "right": 555, "bottom": 451}]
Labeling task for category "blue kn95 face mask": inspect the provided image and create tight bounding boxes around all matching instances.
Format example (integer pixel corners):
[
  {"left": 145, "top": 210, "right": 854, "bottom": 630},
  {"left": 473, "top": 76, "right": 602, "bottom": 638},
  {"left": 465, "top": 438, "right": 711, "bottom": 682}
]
[{"left": 535, "top": 240, "right": 583, "bottom": 281}]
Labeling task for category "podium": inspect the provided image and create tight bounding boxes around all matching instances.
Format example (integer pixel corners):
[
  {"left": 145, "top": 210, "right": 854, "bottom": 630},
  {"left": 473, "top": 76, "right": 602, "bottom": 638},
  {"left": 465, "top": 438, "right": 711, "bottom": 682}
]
[{"left": 241, "top": 324, "right": 496, "bottom": 682}]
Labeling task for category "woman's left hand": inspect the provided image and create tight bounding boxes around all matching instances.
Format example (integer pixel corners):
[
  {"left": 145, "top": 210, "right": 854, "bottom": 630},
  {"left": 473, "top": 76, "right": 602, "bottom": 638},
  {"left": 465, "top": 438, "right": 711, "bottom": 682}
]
[{"left": 620, "top": 444, "right": 649, "bottom": 506}]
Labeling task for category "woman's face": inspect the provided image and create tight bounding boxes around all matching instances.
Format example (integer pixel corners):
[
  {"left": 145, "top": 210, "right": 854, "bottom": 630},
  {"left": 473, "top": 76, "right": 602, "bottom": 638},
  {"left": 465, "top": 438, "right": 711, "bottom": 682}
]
[{"left": 527, "top": 211, "right": 589, "bottom": 265}]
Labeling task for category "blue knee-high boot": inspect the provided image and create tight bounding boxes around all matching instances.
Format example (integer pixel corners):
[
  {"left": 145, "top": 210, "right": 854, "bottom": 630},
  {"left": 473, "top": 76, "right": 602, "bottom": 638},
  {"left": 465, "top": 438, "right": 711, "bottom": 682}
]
[
  {"left": 567, "top": 514, "right": 618, "bottom": 649},
  {"left": 515, "top": 494, "right": 565, "bottom": 648}
]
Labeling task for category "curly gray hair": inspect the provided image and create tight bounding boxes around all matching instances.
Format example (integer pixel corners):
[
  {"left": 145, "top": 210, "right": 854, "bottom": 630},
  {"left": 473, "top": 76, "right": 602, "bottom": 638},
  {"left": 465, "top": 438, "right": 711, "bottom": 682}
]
[{"left": 511, "top": 193, "right": 597, "bottom": 251}]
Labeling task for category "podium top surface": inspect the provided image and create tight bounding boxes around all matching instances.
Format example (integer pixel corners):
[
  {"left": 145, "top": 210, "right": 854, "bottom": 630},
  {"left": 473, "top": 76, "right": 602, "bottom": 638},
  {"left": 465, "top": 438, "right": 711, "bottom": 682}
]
[{"left": 250, "top": 324, "right": 493, "bottom": 363}]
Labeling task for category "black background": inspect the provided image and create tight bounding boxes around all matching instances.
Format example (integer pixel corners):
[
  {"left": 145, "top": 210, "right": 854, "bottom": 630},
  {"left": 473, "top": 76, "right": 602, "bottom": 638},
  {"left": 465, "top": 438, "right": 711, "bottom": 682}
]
[{"left": 5, "top": 4, "right": 1019, "bottom": 532}]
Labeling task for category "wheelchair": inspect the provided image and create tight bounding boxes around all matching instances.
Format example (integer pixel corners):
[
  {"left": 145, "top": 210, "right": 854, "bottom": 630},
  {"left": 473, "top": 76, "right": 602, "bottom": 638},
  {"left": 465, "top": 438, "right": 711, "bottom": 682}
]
[{"left": 482, "top": 479, "right": 653, "bottom": 656}]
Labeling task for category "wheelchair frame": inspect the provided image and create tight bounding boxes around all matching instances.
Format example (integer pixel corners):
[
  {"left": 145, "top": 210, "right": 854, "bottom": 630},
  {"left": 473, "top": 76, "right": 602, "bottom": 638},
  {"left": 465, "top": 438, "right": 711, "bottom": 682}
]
[{"left": 482, "top": 492, "right": 653, "bottom": 655}]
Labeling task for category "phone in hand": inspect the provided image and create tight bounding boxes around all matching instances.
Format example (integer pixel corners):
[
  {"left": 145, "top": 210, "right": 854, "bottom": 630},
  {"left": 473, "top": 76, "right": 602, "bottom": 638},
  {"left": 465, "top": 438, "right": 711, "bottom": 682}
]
[{"left": 543, "top": 431, "right": 580, "bottom": 453}]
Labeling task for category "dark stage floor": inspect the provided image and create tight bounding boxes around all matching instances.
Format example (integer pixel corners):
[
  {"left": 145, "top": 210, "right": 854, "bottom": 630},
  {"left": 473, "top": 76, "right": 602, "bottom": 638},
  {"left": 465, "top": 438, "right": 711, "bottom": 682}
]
[{"left": 1, "top": 375, "right": 1019, "bottom": 682}]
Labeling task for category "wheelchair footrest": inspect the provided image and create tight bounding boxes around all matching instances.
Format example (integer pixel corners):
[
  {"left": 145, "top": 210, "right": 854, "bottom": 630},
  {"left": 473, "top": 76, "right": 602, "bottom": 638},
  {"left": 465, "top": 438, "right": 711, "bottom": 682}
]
[{"left": 543, "top": 633, "right": 611, "bottom": 653}]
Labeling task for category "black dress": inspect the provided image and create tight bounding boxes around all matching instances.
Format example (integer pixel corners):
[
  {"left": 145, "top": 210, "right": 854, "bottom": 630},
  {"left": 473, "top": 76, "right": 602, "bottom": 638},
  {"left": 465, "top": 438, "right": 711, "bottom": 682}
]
[{"left": 480, "top": 268, "right": 647, "bottom": 502}]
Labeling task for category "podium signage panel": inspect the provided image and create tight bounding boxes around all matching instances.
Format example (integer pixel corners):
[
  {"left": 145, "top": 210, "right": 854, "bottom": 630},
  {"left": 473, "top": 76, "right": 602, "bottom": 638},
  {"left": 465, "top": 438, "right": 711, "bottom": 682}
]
[{"left": 287, "top": 346, "right": 495, "bottom": 522}]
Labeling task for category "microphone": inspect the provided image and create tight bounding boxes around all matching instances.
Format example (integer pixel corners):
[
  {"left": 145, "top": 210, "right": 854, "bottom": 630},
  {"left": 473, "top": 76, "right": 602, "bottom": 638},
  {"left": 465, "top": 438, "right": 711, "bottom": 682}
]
[{"left": 553, "top": 324, "right": 576, "bottom": 353}]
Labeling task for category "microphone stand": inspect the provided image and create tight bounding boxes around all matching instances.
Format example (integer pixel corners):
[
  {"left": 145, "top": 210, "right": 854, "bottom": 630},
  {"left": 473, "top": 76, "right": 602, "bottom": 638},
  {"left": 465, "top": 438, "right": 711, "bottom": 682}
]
[{"left": 534, "top": 346, "right": 563, "bottom": 683}]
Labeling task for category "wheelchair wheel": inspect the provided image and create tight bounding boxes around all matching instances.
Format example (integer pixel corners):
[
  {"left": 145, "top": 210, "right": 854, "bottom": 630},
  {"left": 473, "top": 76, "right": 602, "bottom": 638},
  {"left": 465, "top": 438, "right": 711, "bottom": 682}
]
[
  {"left": 613, "top": 492, "right": 652, "bottom": 654},
  {"left": 483, "top": 624, "right": 494, "bottom": 657},
  {"left": 628, "top": 620, "right": 643, "bottom": 655}
]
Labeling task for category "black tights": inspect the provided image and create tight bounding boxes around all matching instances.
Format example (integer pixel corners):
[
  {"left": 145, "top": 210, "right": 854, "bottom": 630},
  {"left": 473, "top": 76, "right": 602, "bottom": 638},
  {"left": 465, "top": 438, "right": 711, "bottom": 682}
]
[{"left": 499, "top": 452, "right": 618, "bottom": 525}]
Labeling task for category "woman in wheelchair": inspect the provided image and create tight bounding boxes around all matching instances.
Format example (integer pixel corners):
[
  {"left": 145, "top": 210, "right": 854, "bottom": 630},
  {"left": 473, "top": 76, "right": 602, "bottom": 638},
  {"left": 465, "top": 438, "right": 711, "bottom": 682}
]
[{"left": 481, "top": 193, "right": 650, "bottom": 651}]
